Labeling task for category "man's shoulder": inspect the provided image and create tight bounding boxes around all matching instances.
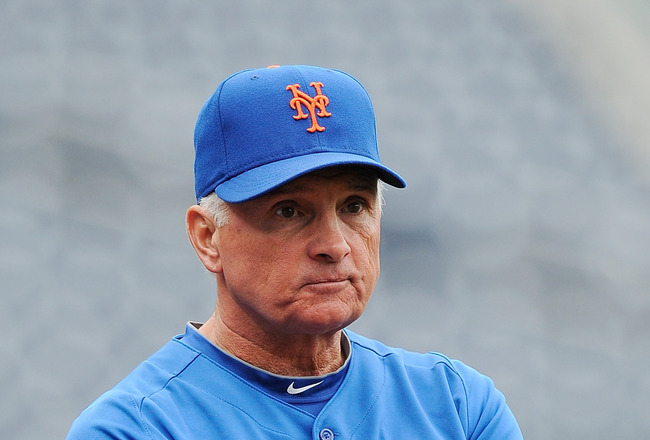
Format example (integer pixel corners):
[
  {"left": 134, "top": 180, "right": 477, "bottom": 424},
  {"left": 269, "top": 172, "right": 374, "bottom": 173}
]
[
  {"left": 343, "top": 330, "right": 523, "bottom": 439},
  {"left": 345, "top": 329, "right": 458, "bottom": 370},
  {"left": 113, "top": 336, "right": 201, "bottom": 397},
  {"left": 345, "top": 329, "right": 497, "bottom": 398},
  {"left": 66, "top": 337, "right": 201, "bottom": 439}
]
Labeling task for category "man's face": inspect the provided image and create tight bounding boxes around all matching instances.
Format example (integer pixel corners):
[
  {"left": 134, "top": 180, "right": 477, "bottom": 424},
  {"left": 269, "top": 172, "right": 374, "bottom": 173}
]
[{"left": 214, "top": 167, "right": 381, "bottom": 338}]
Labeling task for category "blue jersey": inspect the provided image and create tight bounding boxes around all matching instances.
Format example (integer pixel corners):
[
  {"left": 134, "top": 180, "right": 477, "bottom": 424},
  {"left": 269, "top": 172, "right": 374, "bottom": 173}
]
[{"left": 67, "top": 324, "right": 522, "bottom": 439}]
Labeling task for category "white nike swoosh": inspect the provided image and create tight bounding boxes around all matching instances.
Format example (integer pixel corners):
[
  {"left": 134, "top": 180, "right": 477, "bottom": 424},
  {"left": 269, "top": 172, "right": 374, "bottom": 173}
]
[{"left": 286, "top": 380, "right": 324, "bottom": 395}]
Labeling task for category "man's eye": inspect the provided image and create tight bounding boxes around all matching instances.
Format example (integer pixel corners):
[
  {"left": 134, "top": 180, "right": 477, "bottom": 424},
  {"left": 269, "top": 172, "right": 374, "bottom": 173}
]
[
  {"left": 346, "top": 201, "right": 364, "bottom": 214},
  {"left": 276, "top": 206, "right": 297, "bottom": 218}
]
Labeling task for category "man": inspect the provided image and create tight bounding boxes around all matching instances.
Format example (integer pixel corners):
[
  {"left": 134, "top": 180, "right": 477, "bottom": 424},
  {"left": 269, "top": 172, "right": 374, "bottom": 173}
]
[{"left": 67, "top": 65, "right": 522, "bottom": 439}]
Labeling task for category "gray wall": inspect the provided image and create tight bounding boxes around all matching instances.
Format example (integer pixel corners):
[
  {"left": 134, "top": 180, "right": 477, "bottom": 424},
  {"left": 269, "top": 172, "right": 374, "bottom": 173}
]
[{"left": 2, "top": 1, "right": 649, "bottom": 438}]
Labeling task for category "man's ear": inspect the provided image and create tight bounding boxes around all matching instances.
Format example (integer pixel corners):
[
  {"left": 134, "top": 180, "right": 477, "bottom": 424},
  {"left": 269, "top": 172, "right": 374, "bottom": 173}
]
[{"left": 186, "top": 205, "right": 222, "bottom": 274}]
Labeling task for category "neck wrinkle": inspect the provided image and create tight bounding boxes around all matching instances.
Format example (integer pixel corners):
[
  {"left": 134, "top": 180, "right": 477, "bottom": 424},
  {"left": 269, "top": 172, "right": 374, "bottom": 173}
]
[{"left": 199, "top": 309, "right": 345, "bottom": 377}]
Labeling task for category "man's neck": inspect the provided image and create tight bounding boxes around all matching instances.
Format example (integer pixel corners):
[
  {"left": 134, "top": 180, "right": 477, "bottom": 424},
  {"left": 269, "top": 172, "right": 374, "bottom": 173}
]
[{"left": 198, "top": 313, "right": 345, "bottom": 377}]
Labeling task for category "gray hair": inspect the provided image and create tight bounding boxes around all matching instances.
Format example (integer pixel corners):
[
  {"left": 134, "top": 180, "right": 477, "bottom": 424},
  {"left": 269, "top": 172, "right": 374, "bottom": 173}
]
[
  {"left": 199, "top": 180, "right": 384, "bottom": 228},
  {"left": 199, "top": 192, "right": 231, "bottom": 228}
]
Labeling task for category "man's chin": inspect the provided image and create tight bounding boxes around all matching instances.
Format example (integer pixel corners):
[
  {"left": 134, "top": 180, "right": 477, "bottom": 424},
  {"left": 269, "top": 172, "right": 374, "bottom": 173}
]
[{"left": 285, "top": 308, "right": 362, "bottom": 336}]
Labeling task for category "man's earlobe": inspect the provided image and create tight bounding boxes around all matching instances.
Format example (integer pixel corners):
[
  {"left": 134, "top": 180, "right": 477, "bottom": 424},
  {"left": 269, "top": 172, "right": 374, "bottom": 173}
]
[{"left": 186, "top": 205, "right": 222, "bottom": 273}]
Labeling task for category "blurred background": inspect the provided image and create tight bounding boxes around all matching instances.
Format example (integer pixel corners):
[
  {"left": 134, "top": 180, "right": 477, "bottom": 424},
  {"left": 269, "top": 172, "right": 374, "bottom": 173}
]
[{"left": 2, "top": 0, "right": 650, "bottom": 438}]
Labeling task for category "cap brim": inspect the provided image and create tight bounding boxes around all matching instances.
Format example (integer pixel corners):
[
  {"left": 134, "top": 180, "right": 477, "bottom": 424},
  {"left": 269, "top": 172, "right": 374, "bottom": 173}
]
[{"left": 215, "top": 152, "right": 406, "bottom": 203}]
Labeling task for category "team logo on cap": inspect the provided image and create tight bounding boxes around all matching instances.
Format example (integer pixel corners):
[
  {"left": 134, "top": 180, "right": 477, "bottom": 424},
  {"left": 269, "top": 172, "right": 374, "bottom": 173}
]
[{"left": 286, "top": 82, "right": 331, "bottom": 132}]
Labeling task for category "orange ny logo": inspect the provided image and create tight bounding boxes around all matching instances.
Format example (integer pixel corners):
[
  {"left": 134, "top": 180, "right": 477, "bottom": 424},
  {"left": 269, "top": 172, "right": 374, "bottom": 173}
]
[{"left": 286, "top": 82, "right": 331, "bottom": 132}]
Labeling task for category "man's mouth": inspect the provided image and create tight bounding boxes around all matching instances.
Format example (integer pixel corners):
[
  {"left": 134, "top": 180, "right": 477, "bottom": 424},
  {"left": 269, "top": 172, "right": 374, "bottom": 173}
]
[{"left": 303, "top": 277, "right": 351, "bottom": 292}]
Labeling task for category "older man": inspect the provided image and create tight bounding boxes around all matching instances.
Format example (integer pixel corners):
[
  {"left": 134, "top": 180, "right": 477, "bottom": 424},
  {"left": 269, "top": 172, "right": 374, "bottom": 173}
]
[{"left": 67, "top": 65, "right": 522, "bottom": 439}]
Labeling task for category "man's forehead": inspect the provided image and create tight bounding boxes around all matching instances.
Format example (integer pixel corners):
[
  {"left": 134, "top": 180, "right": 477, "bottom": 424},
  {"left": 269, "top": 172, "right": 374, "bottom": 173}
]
[
  {"left": 309, "top": 165, "right": 376, "bottom": 177},
  {"left": 270, "top": 166, "right": 378, "bottom": 195}
]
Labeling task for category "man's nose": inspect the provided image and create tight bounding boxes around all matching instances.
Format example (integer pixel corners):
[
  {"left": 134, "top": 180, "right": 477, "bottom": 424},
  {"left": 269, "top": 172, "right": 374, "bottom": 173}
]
[{"left": 307, "top": 212, "right": 351, "bottom": 263}]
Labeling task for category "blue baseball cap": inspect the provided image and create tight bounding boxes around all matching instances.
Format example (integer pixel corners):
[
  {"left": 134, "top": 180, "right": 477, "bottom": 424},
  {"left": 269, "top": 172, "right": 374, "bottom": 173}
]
[{"left": 193, "top": 65, "right": 406, "bottom": 203}]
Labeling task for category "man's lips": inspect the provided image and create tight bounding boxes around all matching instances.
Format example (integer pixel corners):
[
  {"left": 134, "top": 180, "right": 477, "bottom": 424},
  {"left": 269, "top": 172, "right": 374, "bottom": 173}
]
[
  {"left": 309, "top": 278, "right": 349, "bottom": 284},
  {"left": 302, "top": 277, "right": 352, "bottom": 292}
]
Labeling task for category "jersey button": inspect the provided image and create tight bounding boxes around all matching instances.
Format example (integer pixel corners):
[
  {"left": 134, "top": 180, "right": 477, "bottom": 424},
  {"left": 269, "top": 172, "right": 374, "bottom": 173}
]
[{"left": 319, "top": 428, "right": 334, "bottom": 440}]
